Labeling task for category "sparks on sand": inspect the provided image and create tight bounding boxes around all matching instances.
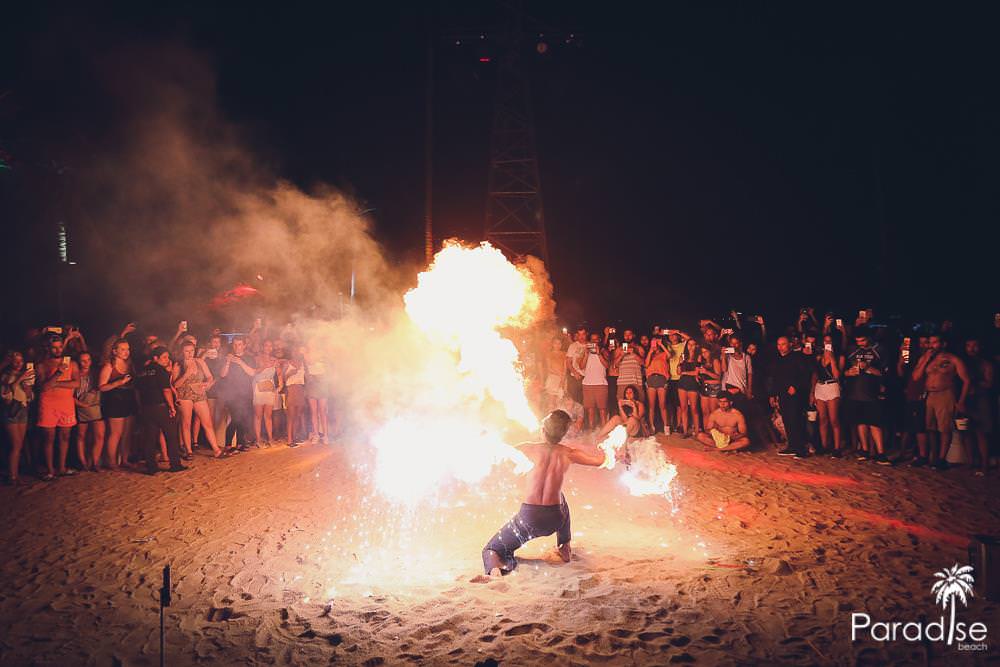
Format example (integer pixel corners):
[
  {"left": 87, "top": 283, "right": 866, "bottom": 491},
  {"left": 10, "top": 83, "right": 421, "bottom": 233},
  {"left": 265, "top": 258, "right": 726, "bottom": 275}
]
[{"left": 299, "top": 242, "right": 686, "bottom": 590}]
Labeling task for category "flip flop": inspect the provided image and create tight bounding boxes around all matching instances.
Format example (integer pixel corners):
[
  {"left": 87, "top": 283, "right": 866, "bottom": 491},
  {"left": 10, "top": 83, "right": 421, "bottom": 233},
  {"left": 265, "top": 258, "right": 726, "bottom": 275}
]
[{"left": 41, "top": 474, "right": 56, "bottom": 482}]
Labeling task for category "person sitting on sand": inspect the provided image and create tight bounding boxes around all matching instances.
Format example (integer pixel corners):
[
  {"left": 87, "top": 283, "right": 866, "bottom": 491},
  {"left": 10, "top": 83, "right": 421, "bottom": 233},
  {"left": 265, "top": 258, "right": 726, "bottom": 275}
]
[
  {"left": 480, "top": 410, "right": 609, "bottom": 577},
  {"left": 696, "top": 393, "right": 751, "bottom": 452}
]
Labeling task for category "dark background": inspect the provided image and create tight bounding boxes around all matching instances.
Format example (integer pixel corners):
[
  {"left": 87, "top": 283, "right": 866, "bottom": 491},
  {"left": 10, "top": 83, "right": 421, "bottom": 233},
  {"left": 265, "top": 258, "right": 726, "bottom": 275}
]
[{"left": 2, "top": 2, "right": 998, "bottom": 343}]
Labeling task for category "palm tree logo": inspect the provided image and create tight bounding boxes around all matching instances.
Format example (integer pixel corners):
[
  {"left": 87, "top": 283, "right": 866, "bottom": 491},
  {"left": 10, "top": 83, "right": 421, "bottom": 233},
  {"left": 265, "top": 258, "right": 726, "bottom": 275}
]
[{"left": 931, "top": 564, "right": 975, "bottom": 645}]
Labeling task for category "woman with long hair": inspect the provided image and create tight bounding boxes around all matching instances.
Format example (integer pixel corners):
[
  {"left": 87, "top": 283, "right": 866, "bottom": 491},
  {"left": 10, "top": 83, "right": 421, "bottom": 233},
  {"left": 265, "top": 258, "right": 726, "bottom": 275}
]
[
  {"left": 1, "top": 351, "right": 35, "bottom": 484},
  {"left": 252, "top": 339, "right": 279, "bottom": 447},
  {"left": 74, "top": 351, "right": 104, "bottom": 471},
  {"left": 172, "top": 341, "right": 224, "bottom": 458},
  {"left": 811, "top": 333, "right": 845, "bottom": 456},
  {"left": 282, "top": 345, "right": 308, "bottom": 446},
  {"left": 644, "top": 337, "right": 670, "bottom": 434},
  {"left": 697, "top": 346, "right": 723, "bottom": 429},
  {"left": 677, "top": 338, "right": 702, "bottom": 437},
  {"left": 98, "top": 339, "right": 138, "bottom": 469}
]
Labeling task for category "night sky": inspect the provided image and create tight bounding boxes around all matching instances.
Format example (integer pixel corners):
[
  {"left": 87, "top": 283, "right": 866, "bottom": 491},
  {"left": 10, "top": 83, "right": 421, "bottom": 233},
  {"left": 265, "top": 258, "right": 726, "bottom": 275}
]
[{"left": 2, "top": 2, "right": 998, "bottom": 341}]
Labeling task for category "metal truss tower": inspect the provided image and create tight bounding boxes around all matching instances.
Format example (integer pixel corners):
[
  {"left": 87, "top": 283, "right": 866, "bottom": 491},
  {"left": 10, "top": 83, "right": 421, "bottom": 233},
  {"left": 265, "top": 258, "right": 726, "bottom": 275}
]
[{"left": 484, "top": 8, "right": 549, "bottom": 264}]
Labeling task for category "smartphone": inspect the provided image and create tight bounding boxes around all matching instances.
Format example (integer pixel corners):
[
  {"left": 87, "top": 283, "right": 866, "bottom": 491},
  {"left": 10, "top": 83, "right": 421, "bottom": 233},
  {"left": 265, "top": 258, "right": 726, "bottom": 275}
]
[
  {"left": 664, "top": 329, "right": 675, "bottom": 336},
  {"left": 622, "top": 342, "right": 630, "bottom": 353},
  {"left": 721, "top": 328, "right": 733, "bottom": 335},
  {"left": 902, "top": 349, "right": 911, "bottom": 363},
  {"left": 902, "top": 337, "right": 911, "bottom": 349},
  {"left": 824, "top": 343, "right": 833, "bottom": 352},
  {"left": 180, "top": 320, "right": 188, "bottom": 332},
  {"left": 610, "top": 327, "right": 616, "bottom": 334},
  {"left": 723, "top": 347, "right": 735, "bottom": 355},
  {"left": 835, "top": 318, "right": 843, "bottom": 327},
  {"left": 803, "top": 343, "right": 813, "bottom": 354},
  {"left": 61, "top": 356, "right": 70, "bottom": 366},
  {"left": 206, "top": 349, "right": 218, "bottom": 359},
  {"left": 45, "top": 326, "right": 63, "bottom": 335},
  {"left": 561, "top": 327, "right": 568, "bottom": 335},
  {"left": 609, "top": 340, "right": 616, "bottom": 349},
  {"left": 858, "top": 310, "right": 866, "bottom": 319}
]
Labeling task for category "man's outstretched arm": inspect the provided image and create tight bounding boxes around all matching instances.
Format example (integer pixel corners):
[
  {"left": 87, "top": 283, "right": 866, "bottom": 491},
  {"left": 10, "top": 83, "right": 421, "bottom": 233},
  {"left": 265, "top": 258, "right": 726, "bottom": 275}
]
[{"left": 568, "top": 446, "right": 608, "bottom": 468}]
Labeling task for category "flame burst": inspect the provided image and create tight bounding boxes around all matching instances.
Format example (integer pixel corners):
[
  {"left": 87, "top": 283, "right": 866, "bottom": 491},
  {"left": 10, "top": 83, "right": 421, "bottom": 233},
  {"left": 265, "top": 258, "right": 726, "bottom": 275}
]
[{"left": 370, "top": 241, "right": 541, "bottom": 506}]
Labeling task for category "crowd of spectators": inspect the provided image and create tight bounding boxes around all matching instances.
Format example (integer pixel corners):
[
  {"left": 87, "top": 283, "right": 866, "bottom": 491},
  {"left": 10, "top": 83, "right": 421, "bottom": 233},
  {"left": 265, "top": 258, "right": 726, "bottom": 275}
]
[
  {"left": 3, "top": 308, "right": 998, "bottom": 486},
  {"left": 0, "top": 319, "right": 338, "bottom": 484},
  {"left": 534, "top": 309, "right": 998, "bottom": 475}
]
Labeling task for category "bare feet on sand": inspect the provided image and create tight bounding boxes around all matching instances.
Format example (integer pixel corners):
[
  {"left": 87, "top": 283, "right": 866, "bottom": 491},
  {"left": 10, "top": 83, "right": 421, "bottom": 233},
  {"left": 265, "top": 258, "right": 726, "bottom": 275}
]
[{"left": 470, "top": 567, "right": 504, "bottom": 584}]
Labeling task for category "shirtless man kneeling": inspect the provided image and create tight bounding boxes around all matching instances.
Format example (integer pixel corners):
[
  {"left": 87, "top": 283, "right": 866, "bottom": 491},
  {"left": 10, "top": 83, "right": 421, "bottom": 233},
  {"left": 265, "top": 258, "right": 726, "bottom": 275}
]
[
  {"left": 696, "top": 394, "right": 751, "bottom": 451},
  {"left": 480, "top": 410, "right": 609, "bottom": 577}
]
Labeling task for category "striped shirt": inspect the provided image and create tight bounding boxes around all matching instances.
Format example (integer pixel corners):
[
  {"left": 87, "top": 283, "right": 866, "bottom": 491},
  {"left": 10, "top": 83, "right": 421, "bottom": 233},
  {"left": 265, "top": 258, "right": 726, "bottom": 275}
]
[{"left": 618, "top": 352, "right": 644, "bottom": 388}]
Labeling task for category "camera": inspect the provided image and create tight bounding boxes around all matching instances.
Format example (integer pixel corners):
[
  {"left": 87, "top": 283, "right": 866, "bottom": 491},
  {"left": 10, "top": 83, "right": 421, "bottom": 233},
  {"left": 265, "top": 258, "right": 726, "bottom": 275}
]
[{"left": 723, "top": 346, "right": 735, "bottom": 355}]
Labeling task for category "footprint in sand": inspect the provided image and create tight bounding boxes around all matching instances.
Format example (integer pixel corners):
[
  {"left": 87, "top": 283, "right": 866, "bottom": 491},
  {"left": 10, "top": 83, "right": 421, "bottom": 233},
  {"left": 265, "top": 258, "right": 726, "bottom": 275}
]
[{"left": 504, "top": 622, "right": 551, "bottom": 636}]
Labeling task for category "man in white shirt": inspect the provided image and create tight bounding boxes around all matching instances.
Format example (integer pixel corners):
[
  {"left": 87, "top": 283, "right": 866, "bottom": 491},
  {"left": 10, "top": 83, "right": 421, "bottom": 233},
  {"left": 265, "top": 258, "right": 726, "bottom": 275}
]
[{"left": 580, "top": 333, "right": 610, "bottom": 430}]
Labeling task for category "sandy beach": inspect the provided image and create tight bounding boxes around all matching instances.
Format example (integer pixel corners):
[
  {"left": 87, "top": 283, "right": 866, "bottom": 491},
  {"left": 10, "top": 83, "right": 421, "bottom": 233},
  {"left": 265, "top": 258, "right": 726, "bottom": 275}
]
[{"left": 1, "top": 434, "right": 997, "bottom": 666}]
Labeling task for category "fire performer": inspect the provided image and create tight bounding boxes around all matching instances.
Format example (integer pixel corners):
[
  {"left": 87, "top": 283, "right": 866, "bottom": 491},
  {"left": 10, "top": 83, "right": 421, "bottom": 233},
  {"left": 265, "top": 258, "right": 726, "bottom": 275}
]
[{"left": 481, "top": 410, "right": 611, "bottom": 577}]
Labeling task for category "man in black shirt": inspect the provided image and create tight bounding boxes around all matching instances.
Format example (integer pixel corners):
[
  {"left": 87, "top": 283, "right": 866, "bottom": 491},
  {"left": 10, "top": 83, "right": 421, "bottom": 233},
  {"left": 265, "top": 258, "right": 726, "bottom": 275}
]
[
  {"left": 219, "top": 336, "right": 256, "bottom": 450},
  {"left": 843, "top": 330, "right": 890, "bottom": 464},
  {"left": 769, "top": 336, "right": 813, "bottom": 458},
  {"left": 135, "top": 347, "right": 185, "bottom": 474}
]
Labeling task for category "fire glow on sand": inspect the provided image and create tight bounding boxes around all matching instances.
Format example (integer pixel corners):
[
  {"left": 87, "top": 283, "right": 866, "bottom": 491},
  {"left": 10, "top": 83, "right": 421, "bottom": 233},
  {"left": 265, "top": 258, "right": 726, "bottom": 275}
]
[{"left": 295, "top": 242, "right": 692, "bottom": 593}]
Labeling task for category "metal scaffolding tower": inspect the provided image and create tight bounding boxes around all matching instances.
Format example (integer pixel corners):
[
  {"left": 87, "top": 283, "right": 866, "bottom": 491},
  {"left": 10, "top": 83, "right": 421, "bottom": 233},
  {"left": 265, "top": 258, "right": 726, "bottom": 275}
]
[{"left": 484, "top": 8, "right": 549, "bottom": 264}]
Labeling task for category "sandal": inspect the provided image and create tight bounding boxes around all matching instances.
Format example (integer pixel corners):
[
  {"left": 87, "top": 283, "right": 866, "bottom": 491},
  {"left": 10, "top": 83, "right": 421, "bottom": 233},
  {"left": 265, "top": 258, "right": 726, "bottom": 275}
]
[
  {"left": 59, "top": 469, "right": 79, "bottom": 477},
  {"left": 41, "top": 473, "right": 56, "bottom": 482}
]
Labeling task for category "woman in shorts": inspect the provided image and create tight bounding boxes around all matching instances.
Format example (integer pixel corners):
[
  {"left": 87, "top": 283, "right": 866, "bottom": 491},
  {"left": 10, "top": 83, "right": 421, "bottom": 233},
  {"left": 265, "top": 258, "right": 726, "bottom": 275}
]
[
  {"left": 644, "top": 338, "right": 670, "bottom": 434},
  {"left": 74, "top": 351, "right": 104, "bottom": 471},
  {"left": 252, "top": 339, "right": 280, "bottom": 447},
  {"left": 1, "top": 351, "right": 35, "bottom": 484},
  {"left": 282, "top": 346, "right": 308, "bottom": 446},
  {"left": 677, "top": 338, "right": 702, "bottom": 437},
  {"left": 172, "top": 341, "right": 224, "bottom": 458},
  {"left": 98, "top": 339, "right": 138, "bottom": 469},
  {"left": 811, "top": 334, "right": 844, "bottom": 456},
  {"left": 305, "top": 346, "right": 331, "bottom": 444},
  {"left": 697, "top": 346, "right": 722, "bottom": 426}
]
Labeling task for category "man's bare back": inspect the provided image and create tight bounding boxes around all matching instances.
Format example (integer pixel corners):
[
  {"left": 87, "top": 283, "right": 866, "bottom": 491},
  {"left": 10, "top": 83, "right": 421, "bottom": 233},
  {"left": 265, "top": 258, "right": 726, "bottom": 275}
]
[
  {"left": 518, "top": 442, "right": 603, "bottom": 505},
  {"left": 479, "top": 411, "right": 606, "bottom": 578}
]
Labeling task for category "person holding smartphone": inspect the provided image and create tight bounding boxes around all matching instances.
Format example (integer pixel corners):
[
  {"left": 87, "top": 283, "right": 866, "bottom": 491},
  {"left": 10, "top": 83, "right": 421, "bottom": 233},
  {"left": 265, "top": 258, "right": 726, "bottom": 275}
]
[
  {"left": 99, "top": 339, "right": 138, "bottom": 470},
  {"left": 843, "top": 330, "right": 890, "bottom": 465},
  {"left": 1, "top": 351, "right": 35, "bottom": 484},
  {"left": 73, "top": 351, "right": 103, "bottom": 471},
  {"left": 645, "top": 338, "right": 670, "bottom": 433},
  {"left": 36, "top": 336, "right": 81, "bottom": 480},
  {"left": 811, "top": 334, "right": 845, "bottom": 457},
  {"left": 581, "top": 334, "right": 610, "bottom": 431},
  {"left": 677, "top": 338, "right": 703, "bottom": 437}
]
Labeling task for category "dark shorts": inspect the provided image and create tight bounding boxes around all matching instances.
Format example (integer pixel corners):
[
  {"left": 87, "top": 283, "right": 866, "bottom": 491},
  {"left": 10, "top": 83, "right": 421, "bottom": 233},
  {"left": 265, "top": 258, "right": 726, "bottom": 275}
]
[
  {"left": 3, "top": 401, "right": 28, "bottom": 424},
  {"left": 678, "top": 376, "right": 701, "bottom": 393},
  {"left": 483, "top": 494, "right": 571, "bottom": 574},
  {"left": 845, "top": 399, "right": 882, "bottom": 427},
  {"left": 647, "top": 373, "right": 667, "bottom": 389},
  {"left": 902, "top": 400, "right": 926, "bottom": 434}
]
